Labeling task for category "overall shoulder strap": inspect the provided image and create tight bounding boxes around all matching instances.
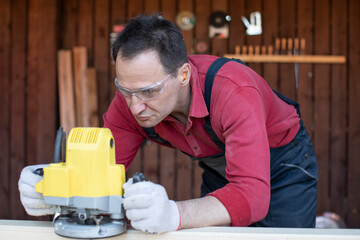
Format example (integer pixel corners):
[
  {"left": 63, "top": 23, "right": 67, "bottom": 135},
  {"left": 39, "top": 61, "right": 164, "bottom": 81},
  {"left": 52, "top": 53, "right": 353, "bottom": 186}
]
[
  {"left": 142, "top": 127, "right": 172, "bottom": 146},
  {"left": 204, "top": 57, "right": 246, "bottom": 152}
]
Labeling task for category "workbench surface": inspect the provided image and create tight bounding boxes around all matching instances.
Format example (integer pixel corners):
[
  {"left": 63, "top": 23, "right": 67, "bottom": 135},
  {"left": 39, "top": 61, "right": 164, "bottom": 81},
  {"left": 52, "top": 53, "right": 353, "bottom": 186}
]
[{"left": 1, "top": 219, "right": 359, "bottom": 240}]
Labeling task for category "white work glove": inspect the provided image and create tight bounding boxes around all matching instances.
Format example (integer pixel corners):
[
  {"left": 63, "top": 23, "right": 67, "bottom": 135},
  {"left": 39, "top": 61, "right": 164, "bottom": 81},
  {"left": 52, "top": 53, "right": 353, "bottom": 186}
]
[
  {"left": 18, "top": 164, "right": 56, "bottom": 216},
  {"left": 123, "top": 178, "right": 180, "bottom": 234}
]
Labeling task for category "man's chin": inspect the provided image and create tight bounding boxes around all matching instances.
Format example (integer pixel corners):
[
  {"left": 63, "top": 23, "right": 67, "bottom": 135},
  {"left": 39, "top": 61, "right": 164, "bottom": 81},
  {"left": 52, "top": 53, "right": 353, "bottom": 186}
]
[{"left": 136, "top": 118, "right": 158, "bottom": 128}]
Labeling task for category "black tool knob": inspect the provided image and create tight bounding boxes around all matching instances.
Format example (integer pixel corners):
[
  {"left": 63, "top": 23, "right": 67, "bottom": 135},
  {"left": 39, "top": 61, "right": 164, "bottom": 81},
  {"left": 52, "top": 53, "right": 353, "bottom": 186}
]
[{"left": 133, "top": 172, "right": 146, "bottom": 183}]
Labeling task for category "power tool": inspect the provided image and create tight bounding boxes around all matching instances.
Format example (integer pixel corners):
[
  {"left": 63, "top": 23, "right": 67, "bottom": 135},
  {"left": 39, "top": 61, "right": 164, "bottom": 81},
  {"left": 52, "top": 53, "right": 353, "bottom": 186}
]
[{"left": 35, "top": 127, "right": 127, "bottom": 239}]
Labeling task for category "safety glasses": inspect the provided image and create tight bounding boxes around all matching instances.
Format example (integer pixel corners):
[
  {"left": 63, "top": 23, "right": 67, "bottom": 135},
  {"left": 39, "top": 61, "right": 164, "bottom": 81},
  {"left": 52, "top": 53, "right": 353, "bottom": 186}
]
[{"left": 114, "top": 74, "right": 172, "bottom": 101}]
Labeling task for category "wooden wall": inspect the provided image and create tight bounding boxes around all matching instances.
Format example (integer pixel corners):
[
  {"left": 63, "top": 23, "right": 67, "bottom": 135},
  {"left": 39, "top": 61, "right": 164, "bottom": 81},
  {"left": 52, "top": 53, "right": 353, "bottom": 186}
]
[{"left": 0, "top": 0, "right": 359, "bottom": 228}]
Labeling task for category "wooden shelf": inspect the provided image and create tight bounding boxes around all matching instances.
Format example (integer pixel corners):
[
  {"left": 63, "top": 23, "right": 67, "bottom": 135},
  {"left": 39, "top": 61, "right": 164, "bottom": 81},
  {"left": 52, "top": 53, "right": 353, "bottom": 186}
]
[{"left": 224, "top": 54, "right": 346, "bottom": 64}]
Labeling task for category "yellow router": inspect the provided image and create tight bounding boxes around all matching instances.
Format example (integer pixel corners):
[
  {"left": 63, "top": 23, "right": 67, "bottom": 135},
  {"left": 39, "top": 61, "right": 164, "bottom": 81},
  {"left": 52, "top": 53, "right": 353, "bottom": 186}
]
[{"left": 35, "top": 127, "right": 127, "bottom": 239}]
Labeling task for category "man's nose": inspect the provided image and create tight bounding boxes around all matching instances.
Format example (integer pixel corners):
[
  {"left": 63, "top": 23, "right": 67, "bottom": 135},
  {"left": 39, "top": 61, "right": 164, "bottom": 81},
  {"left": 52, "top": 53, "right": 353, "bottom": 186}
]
[{"left": 129, "top": 94, "right": 146, "bottom": 115}]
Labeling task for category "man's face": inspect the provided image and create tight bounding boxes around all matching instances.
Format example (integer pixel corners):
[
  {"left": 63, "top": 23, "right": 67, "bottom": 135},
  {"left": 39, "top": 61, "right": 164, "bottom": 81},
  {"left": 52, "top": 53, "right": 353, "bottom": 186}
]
[{"left": 115, "top": 51, "right": 182, "bottom": 128}]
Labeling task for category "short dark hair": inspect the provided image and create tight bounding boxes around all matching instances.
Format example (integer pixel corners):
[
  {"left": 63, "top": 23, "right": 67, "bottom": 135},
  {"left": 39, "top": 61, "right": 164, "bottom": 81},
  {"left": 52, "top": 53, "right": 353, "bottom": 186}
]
[{"left": 111, "top": 14, "right": 188, "bottom": 76}]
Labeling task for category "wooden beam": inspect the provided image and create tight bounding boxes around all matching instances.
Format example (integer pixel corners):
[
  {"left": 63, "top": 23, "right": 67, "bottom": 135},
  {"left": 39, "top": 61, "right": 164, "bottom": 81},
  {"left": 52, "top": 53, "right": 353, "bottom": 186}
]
[
  {"left": 1, "top": 220, "right": 360, "bottom": 240},
  {"left": 223, "top": 54, "right": 346, "bottom": 64}
]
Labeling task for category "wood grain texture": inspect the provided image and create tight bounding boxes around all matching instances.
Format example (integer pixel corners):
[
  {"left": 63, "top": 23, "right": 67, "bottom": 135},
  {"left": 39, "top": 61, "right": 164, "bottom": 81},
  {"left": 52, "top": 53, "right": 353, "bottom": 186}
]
[
  {"left": 10, "top": 0, "right": 27, "bottom": 220},
  {"left": 330, "top": 0, "right": 347, "bottom": 220},
  {"left": 57, "top": 50, "right": 76, "bottom": 134},
  {"left": 347, "top": 0, "right": 360, "bottom": 228},
  {"left": 26, "top": 0, "right": 57, "bottom": 167},
  {"left": 94, "top": 0, "right": 110, "bottom": 126},
  {"left": 78, "top": 0, "right": 94, "bottom": 66},
  {"left": 314, "top": 0, "right": 331, "bottom": 214},
  {"left": 73, "top": 46, "right": 90, "bottom": 127},
  {"left": 279, "top": 0, "right": 296, "bottom": 99},
  {"left": 0, "top": 0, "right": 11, "bottom": 219},
  {"left": 246, "top": 0, "right": 262, "bottom": 75},
  {"left": 87, "top": 68, "right": 99, "bottom": 127},
  {"left": 297, "top": 0, "right": 314, "bottom": 137},
  {"left": 1, "top": 220, "right": 360, "bottom": 240},
  {"left": 262, "top": 0, "right": 279, "bottom": 91}
]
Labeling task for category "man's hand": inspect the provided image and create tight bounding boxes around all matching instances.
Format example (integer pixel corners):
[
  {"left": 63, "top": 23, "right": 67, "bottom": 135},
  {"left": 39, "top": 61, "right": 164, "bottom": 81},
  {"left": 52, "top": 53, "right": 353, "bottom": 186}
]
[
  {"left": 18, "top": 164, "right": 56, "bottom": 216},
  {"left": 123, "top": 178, "right": 180, "bottom": 234}
]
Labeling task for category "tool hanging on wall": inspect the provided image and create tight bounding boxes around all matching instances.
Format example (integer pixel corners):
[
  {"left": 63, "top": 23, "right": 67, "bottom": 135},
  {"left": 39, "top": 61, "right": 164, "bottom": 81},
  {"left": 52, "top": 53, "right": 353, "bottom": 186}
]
[
  {"left": 194, "top": 39, "right": 209, "bottom": 54},
  {"left": 241, "top": 12, "right": 262, "bottom": 35},
  {"left": 209, "top": 11, "right": 231, "bottom": 39},
  {"left": 176, "top": 11, "right": 196, "bottom": 31}
]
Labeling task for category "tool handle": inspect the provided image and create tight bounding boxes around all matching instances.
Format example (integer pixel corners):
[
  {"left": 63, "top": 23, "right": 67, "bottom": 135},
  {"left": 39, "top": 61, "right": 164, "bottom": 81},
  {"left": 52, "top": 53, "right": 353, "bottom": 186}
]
[
  {"left": 33, "top": 168, "right": 44, "bottom": 176},
  {"left": 133, "top": 172, "right": 146, "bottom": 183}
]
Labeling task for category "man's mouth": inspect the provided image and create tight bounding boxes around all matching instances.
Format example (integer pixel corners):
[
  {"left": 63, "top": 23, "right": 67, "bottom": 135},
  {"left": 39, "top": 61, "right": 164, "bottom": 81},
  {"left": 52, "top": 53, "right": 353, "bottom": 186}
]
[{"left": 137, "top": 116, "right": 151, "bottom": 121}]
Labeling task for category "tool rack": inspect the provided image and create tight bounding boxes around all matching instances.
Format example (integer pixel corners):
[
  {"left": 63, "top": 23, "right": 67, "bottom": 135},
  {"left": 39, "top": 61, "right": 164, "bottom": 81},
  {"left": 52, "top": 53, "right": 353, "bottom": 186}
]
[{"left": 224, "top": 38, "right": 346, "bottom": 64}]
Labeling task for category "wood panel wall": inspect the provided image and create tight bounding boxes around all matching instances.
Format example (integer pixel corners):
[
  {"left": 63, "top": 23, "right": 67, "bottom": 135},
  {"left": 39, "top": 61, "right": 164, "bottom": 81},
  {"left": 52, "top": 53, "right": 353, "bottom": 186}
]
[{"left": 0, "top": 0, "right": 359, "bottom": 228}]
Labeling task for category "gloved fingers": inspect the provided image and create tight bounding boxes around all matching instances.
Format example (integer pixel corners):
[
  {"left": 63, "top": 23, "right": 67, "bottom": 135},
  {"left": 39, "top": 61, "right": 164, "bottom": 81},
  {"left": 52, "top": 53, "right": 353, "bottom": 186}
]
[
  {"left": 131, "top": 218, "right": 159, "bottom": 234},
  {"left": 123, "top": 194, "right": 153, "bottom": 209},
  {"left": 24, "top": 205, "right": 56, "bottom": 216},
  {"left": 19, "top": 181, "right": 43, "bottom": 199},
  {"left": 19, "top": 164, "right": 49, "bottom": 187},
  {"left": 124, "top": 181, "right": 165, "bottom": 197},
  {"left": 20, "top": 194, "right": 50, "bottom": 209},
  {"left": 122, "top": 177, "right": 133, "bottom": 190},
  {"left": 126, "top": 207, "right": 155, "bottom": 222}
]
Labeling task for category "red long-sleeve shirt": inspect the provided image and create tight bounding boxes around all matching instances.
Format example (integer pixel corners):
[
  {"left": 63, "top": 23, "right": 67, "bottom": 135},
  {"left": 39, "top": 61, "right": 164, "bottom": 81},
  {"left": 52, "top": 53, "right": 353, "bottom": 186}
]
[{"left": 104, "top": 55, "right": 300, "bottom": 226}]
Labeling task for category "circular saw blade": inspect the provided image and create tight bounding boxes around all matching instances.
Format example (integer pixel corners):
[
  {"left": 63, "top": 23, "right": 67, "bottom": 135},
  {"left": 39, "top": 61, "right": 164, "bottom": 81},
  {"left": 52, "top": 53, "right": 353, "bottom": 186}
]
[{"left": 176, "top": 11, "right": 196, "bottom": 31}]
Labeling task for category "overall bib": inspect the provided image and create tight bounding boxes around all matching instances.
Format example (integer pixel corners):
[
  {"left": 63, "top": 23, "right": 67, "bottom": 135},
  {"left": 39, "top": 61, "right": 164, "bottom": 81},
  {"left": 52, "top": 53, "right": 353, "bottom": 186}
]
[{"left": 143, "top": 57, "right": 318, "bottom": 227}]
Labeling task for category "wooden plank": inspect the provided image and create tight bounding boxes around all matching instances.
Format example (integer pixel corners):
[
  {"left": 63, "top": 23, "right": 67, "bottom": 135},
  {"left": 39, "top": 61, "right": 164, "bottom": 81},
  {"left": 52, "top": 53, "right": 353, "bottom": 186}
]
[
  {"left": 110, "top": 0, "right": 126, "bottom": 100},
  {"left": 211, "top": 1, "right": 228, "bottom": 57},
  {"left": 195, "top": 0, "right": 210, "bottom": 54},
  {"left": 330, "top": 0, "right": 347, "bottom": 221},
  {"left": 87, "top": 68, "right": 99, "bottom": 127},
  {"left": 279, "top": 0, "right": 296, "bottom": 99},
  {"left": 143, "top": 140, "right": 160, "bottom": 183},
  {"left": 347, "top": 0, "right": 360, "bottom": 228},
  {"left": 0, "top": 0, "right": 11, "bottom": 219},
  {"left": 10, "top": 0, "right": 27, "bottom": 220},
  {"left": 94, "top": 0, "right": 110, "bottom": 126},
  {"left": 175, "top": 0, "right": 193, "bottom": 201},
  {"left": 2, "top": 220, "right": 360, "bottom": 239},
  {"left": 178, "top": 0, "right": 194, "bottom": 55},
  {"left": 193, "top": 0, "right": 210, "bottom": 198},
  {"left": 314, "top": 0, "right": 331, "bottom": 214},
  {"left": 57, "top": 50, "right": 76, "bottom": 134},
  {"left": 145, "top": 0, "right": 160, "bottom": 15},
  {"left": 141, "top": 0, "right": 161, "bottom": 184},
  {"left": 246, "top": 0, "right": 262, "bottom": 75},
  {"left": 26, "top": 0, "right": 57, "bottom": 165},
  {"left": 262, "top": 0, "right": 279, "bottom": 90},
  {"left": 61, "top": 0, "right": 78, "bottom": 49},
  {"left": 128, "top": 0, "right": 143, "bottom": 18},
  {"left": 223, "top": 55, "right": 346, "bottom": 63},
  {"left": 127, "top": 150, "right": 143, "bottom": 181},
  {"left": 73, "top": 46, "right": 90, "bottom": 127},
  {"left": 228, "top": 0, "right": 245, "bottom": 55},
  {"left": 176, "top": 151, "right": 192, "bottom": 201},
  {"left": 78, "top": 0, "right": 94, "bottom": 66},
  {"left": 160, "top": 146, "right": 176, "bottom": 200},
  {"left": 161, "top": 0, "right": 176, "bottom": 22},
  {"left": 159, "top": 0, "right": 177, "bottom": 200},
  {"left": 297, "top": 0, "right": 314, "bottom": 138}
]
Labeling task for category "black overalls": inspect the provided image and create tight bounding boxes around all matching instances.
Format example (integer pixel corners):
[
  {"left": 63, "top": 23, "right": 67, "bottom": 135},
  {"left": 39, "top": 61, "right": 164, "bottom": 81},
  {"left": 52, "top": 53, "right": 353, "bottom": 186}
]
[{"left": 143, "top": 57, "right": 318, "bottom": 227}]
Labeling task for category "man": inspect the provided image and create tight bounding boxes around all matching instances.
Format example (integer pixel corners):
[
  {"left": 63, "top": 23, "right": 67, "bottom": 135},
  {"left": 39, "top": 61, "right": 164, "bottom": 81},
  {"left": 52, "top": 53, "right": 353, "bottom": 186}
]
[{"left": 19, "top": 14, "right": 318, "bottom": 233}]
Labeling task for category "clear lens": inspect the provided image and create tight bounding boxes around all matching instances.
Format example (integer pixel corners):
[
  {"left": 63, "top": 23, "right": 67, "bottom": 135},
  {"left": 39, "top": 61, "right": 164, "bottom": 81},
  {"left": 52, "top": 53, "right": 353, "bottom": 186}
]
[{"left": 115, "top": 74, "right": 171, "bottom": 101}]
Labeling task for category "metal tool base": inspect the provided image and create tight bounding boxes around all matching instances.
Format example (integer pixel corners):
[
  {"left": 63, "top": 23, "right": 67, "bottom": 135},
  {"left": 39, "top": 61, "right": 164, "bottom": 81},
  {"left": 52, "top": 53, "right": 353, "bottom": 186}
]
[{"left": 54, "top": 216, "right": 127, "bottom": 239}]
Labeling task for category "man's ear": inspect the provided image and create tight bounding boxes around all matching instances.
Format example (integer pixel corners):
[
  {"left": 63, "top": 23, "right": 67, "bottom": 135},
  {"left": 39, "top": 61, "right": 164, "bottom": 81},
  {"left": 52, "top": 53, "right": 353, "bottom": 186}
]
[{"left": 179, "top": 63, "right": 191, "bottom": 86}]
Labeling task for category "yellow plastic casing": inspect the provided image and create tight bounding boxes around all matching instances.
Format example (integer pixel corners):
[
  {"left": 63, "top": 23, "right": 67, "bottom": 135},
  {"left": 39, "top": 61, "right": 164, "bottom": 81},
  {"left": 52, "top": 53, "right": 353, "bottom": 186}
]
[{"left": 35, "top": 128, "right": 125, "bottom": 198}]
